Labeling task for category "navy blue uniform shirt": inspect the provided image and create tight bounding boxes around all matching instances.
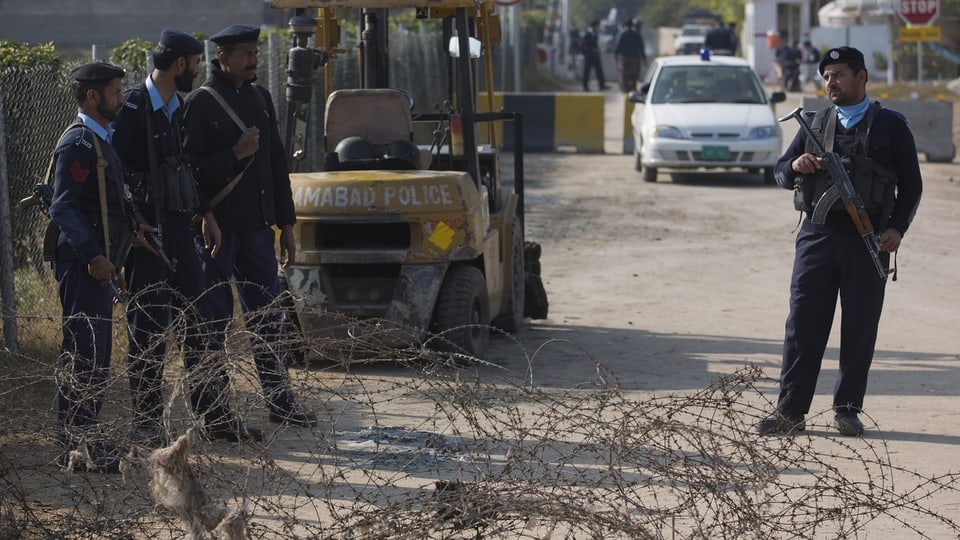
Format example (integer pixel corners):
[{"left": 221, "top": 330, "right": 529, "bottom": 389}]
[
  {"left": 113, "top": 76, "right": 212, "bottom": 218},
  {"left": 49, "top": 115, "right": 127, "bottom": 263}
]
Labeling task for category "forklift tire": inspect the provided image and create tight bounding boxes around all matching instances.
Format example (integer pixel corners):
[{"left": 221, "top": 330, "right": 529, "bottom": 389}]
[
  {"left": 492, "top": 217, "right": 525, "bottom": 333},
  {"left": 432, "top": 265, "right": 490, "bottom": 357}
]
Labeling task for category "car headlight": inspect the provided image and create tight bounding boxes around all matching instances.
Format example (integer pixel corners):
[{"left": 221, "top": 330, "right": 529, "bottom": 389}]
[
  {"left": 748, "top": 126, "right": 778, "bottom": 139},
  {"left": 653, "top": 125, "right": 684, "bottom": 139}
]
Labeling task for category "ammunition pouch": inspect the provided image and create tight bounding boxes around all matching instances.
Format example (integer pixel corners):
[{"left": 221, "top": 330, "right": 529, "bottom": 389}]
[
  {"left": 793, "top": 176, "right": 814, "bottom": 212},
  {"left": 160, "top": 157, "right": 200, "bottom": 212},
  {"left": 125, "top": 158, "right": 200, "bottom": 213},
  {"left": 849, "top": 155, "right": 896, "bottom": 213},
  {"left": 84, "top": 213, "right": 136, "bottom": 267}
]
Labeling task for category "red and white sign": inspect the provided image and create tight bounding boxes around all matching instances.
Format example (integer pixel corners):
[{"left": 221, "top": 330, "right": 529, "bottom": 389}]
[{"left": 899, "top": 0, "right": 939, "bottom": 26}]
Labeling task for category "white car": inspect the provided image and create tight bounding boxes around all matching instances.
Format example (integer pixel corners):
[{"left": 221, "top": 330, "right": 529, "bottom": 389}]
[
  {"left": 673, "top": 24, "right": 712, "bottom": 55},
  {"left": 629, "top": 55, "right": 786, "bottom": 183}
]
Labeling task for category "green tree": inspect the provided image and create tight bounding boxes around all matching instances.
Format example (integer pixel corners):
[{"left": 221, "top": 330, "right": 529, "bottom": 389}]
[
  {"left": 0, "top": 39, "right": 63, "bottom": 69},
  {"left": 111, "top": 38, "right": 154, "bottom": 70}
]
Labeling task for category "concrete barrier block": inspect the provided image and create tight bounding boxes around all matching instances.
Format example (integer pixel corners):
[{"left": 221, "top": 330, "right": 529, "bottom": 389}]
[
  {"left": 554, "top": 93, "right": 605, "bottom": 153},
  {"left": 802, "top": 97, "right": 955, "bottom": 163},
  {"left": 478, "top": 92, "right": 605, "bottom": 153}
]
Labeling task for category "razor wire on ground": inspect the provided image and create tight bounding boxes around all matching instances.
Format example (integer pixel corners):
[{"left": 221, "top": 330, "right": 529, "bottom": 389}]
[{"left": 2, "top": 278, "right": 960, "bottom": 538}]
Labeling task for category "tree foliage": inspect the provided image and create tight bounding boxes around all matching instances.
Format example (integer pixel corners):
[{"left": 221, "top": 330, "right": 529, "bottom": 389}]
[
  {"left": 111, "top": 38, "right": 155, "bottom": 70},
  {"left": 0, "top": 39, "right": 64, "bottom": 69}
]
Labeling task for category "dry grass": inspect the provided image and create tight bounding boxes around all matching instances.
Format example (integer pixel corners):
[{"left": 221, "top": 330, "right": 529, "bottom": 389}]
[{"left": 2, "top": 285, "right": 960, "bottom": 538}]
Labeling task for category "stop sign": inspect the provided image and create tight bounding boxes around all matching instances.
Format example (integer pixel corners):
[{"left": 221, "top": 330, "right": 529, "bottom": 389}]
[{"left": 899, "top": 0, "right": 939, "bottom": 26}]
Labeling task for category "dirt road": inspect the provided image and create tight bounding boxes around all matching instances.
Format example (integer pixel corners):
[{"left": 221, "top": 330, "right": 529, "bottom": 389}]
[{"left": 480, "top": 89, "right": 960, "bottom": 535}]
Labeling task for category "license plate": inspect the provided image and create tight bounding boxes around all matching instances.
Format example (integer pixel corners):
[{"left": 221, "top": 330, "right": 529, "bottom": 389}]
[{"left": 701, "top": 145, "right": 730, "bottom": 161}]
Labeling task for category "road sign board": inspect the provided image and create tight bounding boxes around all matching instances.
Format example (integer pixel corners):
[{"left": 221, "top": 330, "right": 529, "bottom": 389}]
[
  {"left": 899, "top": 26, "right": 941, "bottom": 42},
  {"left": 899, "top": 0, "right": 940, "bottom": 26}
]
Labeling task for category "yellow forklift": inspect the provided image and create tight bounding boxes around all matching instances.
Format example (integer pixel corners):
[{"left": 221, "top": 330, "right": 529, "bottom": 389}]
[{"left": 271, "top": 0, "right": 546, "bottom": 358}]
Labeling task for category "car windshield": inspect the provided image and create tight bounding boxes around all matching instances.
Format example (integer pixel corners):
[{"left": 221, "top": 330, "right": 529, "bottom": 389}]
[
  {"left": 651, "top": 65, "right": 766, "bottom": 105},
  {"left": 682, "top": 26, "right": 708, "bottom": 37}
]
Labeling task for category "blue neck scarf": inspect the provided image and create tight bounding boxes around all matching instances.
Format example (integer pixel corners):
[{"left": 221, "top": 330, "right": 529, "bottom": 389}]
[{"left": 836, "top": 95, "right": 870, "bottom": 128}]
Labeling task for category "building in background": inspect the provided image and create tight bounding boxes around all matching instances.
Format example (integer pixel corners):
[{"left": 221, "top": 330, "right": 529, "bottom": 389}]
[{"left": 0, "top": 0, "right": 266, "bottom": 53}]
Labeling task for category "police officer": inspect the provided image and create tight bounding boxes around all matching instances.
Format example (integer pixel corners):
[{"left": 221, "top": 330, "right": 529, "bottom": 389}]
[
  {"left": 703, "top": 21, "right": 736, "bottom": 55},
  {"left": 183, "top": 24, "right": 316, "bottom": 430},
  {"left": 757, "top": 46, "right": 923, "bottom": 437},
  {"left": 613, "top": 19, "right": 646, "bottom": 93},
  {"left": 114, "top": 29, "right": 264, "bottom": 445},
  {"left": 50, "top": 62, "right": 138, "bottom": 472},
  {"left": 581, "top": 20, "right": 606, "bottom": 91}
]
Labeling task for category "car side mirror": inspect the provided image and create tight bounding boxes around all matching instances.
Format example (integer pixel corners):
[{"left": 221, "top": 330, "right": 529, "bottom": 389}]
[
  {"left": 769, "top": 91, "right": 787, "bottom": 104},
  {"left": 628, "top": 90, "right": 646, "bottom": 103}
]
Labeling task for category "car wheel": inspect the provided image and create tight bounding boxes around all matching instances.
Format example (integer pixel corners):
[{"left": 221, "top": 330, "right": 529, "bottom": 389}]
[
  {"left": 492, "top": 216, "right": 524, "bottom": 333},
  {"left": 763, "top": 167, "right": 776, "bottom": 185},
  {"left": 642, "top": 165, "right": 657, "bottom": 183},
  {"left": 431, "top": 265, "right": 490, "bottom": 357}
]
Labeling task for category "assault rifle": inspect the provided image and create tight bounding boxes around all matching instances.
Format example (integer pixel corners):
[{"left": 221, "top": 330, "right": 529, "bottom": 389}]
[
  {"left": 777, "top": 107, "right": 892, "bottom": 280},
  {"left": 19, "top": 183, "right": 128, "bottom": 302},
  {"left": 122, "top": 197, "right": 177, "bottom": 273}
]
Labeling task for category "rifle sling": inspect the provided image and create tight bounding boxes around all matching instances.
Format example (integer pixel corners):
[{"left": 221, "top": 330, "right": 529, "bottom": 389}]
[{"left": 196, "top": 86, "right": 254, "bottom": 208}]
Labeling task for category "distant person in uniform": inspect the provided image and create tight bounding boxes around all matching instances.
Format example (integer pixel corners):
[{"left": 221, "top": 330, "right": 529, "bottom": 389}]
[
  {"left": 726, "top": 22, "right": 739, "bottom": 55},
  {"left": 704, "top": 20, "right": 736, "bottom": 55},
  {"left": 49, "top": 62, "right": 145, "bottom": 472},
  {"left": 780, "top": 40, "right": 803, "bottom": 92},
  {"left": 183, "top": 24, "right": 317, "bottom": 438},
  {"left": 757, "top": 46, "right": 923, "bottom": 437},
  {"left": 801, "top": 40, "right": 822, "bottom": 91},
  {"left": 581, "top": 20, "right": 607, "bottom": 91},
  {"left": 614, "top": 18, "right": 646, "bottom": 92}
]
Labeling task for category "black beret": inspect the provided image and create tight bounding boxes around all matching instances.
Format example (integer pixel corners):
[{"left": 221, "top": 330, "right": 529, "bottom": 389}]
[
  {"left": 70, "top": 62, "right": 125, "bottom": 82},
  {"left": 210, "top": 24, "right": 260, "bottom": 48},
  {"left": 819, "top": 46, "right": 865, "bottom": 75},
  {"left": 159, "top": 28, "right": 203, "bottom": 55}
]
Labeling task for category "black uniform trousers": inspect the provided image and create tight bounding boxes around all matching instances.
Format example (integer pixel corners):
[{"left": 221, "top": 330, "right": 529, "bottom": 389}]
[
  {"left": 201, "top": 227, "right": 295, "bottom": 410},
  {"left": 124, "top": 210, "right": 230, "bottom": 426},
  {"left": 55, "top": 259, "right": 114, "bottom": 438},
  {"left": 777, "top": 214, "right": 889, "bottom": 417},
  {"left": 582, "top": 53, "right": 606, "bottom": 91}
]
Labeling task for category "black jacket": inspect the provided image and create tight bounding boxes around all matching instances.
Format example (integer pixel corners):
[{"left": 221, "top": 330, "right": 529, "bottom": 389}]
[
  {"left": 182, "top": 62, "right": 295, "bottom": 232},
  {"left": 113, "top": 81, "right": 211, "bottom": 235},
  {"left": 774, "top": 105, "right": 922, "bottom": 236}
]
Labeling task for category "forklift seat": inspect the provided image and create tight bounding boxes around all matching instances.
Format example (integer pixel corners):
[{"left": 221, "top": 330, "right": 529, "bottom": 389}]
[{"left": 324, "top": 88, "right": 414, "bottom": 154}]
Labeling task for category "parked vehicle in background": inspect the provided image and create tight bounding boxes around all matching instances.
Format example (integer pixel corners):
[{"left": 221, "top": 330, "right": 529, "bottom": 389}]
[
  {"left": 681, "top": 8, "right": 723, "bottom": 27},
  {"left": 673, "top": 24, "right": 712, "bottom": 55},
  {"left": 629, "top": 54, "right": 787, "bottom": 183}
]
